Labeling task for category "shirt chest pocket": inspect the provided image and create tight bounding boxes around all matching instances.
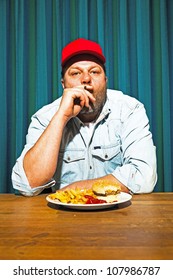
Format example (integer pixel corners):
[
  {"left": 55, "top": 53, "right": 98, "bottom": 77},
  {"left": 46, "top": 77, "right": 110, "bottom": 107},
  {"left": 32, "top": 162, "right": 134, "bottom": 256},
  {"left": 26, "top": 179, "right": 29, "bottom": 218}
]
[
  {"left": 56, "top": 149, "right": 86, "bottom": 182},
  {"left": 91, "top": 144, "right": 122, "bottom": 171},
  {"left": 61, "top": 150, "right": 85, "bottom": 163}
]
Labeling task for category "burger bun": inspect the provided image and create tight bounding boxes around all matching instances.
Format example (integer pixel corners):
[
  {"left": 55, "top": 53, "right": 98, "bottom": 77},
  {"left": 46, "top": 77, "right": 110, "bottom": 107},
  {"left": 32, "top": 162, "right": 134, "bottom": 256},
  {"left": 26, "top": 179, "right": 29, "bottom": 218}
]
[{"left": 92, "top": 180, "right": 121, "bottom": 202}]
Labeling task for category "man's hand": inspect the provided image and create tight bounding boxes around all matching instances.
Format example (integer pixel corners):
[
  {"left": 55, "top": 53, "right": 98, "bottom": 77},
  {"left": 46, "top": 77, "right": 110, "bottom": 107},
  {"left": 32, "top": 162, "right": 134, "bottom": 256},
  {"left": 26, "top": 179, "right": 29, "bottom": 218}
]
[{"left": 58, "top": 86, "right": 96, "bottom": 122}]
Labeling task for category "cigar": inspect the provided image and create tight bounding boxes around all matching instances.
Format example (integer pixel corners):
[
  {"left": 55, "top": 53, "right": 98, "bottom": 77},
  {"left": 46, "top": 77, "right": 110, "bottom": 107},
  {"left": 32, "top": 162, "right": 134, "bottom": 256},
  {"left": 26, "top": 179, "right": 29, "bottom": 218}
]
[{"left": 84, "top": 85, "right": 93, "bottom": 92}]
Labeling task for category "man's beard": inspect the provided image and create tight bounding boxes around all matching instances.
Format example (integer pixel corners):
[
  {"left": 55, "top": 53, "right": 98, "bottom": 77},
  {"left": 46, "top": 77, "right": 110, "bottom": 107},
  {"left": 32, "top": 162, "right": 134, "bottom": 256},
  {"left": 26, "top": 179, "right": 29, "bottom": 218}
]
[
  {"left": 79, "top": 102, "right": 95, "bottom": 115},
  {"left": 78, "top": 88, "right": 107, "bottom": 122}
]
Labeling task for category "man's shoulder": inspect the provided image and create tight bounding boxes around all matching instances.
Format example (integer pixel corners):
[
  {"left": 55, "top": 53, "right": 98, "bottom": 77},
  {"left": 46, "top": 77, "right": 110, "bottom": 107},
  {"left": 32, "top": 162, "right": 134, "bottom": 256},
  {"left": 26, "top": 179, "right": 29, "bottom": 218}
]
[
  {"left": 107, "top": 89, "right": 142, "bottom": 109},
  {"left": 32, "top": 98, "right": 61, "bottom": 119}
]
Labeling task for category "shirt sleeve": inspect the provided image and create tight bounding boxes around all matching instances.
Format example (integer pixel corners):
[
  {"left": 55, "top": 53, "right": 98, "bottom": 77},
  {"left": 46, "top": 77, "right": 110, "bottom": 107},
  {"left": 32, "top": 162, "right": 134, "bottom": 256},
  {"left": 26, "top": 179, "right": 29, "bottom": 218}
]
[
  {"left": 11, "top": 112, "right": 56, "bottom": 196},
  {"left": 112, "top": 101, "right": 157, "bottom": 193}
]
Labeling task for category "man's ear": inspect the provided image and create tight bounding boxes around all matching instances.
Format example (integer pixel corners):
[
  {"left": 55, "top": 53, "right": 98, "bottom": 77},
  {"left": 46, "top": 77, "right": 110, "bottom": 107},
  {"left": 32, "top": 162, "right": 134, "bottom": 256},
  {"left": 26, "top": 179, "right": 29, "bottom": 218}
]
[{"left": 61, "top": 79, "right": 64, "bottom": 89}]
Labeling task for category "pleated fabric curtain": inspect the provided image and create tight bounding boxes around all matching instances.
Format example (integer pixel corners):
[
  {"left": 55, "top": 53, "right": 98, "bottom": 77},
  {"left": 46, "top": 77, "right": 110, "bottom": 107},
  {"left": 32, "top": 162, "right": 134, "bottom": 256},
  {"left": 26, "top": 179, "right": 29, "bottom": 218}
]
[{"left": 0, "top": 0, "right": 173, "bottom": 193}]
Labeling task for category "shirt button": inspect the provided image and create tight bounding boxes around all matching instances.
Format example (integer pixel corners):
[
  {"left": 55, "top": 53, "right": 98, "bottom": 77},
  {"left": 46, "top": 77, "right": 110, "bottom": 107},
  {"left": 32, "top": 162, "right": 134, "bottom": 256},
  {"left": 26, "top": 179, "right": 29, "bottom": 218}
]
[
  {"left": 90, "top": 166, "right": 92, "bottom": 169},
  {"left": 105, "top": 154, "right": 108, "bottom": 159},
  {"left": 67, "top": 156, "right": 71, "bottom": 161}
]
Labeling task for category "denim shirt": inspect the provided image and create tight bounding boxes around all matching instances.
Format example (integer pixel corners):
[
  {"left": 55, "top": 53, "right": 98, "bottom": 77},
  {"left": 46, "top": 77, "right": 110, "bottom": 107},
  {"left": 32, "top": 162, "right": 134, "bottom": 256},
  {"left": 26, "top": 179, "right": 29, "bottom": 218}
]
[{"left": 12, "top": 89, "right": 157, "bottom": 196}]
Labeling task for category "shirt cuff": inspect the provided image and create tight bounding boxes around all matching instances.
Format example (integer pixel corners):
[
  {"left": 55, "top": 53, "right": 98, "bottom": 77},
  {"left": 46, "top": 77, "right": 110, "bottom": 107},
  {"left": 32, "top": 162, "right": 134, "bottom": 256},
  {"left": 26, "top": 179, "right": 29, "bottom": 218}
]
[
  {"left": 12, "top": 177, "right": 56, "bottom": 196},
  {"left": 12, "top": 154, "right": 56, "bottom": 196}
]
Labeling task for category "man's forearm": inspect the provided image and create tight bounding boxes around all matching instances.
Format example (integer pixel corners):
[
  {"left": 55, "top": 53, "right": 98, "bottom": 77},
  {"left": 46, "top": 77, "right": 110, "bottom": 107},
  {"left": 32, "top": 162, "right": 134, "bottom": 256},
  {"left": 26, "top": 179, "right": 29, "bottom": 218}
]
[
  {"left": 23, "top": 112, "right": 67, "bottom": 188},
  {"left": 62, "top": 174, "right": 130, "bottom": 193}
]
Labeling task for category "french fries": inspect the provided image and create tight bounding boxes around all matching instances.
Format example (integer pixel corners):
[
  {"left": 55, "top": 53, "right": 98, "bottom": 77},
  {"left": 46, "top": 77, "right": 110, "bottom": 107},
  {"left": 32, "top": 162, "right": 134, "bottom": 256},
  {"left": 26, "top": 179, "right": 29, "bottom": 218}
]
[{"left": 49, "top": 188, "right": 96, "bottom": 204}]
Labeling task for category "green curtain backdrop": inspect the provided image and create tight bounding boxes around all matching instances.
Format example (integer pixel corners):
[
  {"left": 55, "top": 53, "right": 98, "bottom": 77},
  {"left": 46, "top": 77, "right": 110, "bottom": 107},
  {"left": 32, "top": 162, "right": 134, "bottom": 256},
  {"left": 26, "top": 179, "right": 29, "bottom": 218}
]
[{"left": 0, "top": 0, "right": 173, "bottom": 193}]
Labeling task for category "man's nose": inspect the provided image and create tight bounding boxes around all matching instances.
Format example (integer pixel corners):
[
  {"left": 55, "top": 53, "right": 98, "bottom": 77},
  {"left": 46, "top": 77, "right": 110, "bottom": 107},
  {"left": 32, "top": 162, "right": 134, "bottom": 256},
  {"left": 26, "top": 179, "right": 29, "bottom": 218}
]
[{"left": 81, "top": 72, "right": 91, "bottom": 84}]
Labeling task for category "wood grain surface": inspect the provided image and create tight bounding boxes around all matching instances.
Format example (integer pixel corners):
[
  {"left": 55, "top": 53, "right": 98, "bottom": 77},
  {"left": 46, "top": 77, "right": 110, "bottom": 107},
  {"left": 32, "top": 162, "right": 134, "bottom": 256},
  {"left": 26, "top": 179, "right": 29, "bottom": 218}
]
[{"left": 0, "top": 193, "right": 173, "bottom": 260}]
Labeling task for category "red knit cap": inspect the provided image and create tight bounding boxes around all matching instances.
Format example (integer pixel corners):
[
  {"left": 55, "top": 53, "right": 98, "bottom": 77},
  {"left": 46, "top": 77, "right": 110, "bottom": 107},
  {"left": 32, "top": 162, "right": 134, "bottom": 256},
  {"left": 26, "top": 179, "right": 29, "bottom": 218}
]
[{"left": 61, "top": 38, "right": 106, "bottom": 67}]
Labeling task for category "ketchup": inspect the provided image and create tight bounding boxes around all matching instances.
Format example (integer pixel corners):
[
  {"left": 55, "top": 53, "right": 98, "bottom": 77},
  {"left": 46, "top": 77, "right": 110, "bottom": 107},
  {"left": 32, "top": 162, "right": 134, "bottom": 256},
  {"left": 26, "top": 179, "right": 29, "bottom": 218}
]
[{"left": 84, "top": 195, "right": 107, "bottom": 204}]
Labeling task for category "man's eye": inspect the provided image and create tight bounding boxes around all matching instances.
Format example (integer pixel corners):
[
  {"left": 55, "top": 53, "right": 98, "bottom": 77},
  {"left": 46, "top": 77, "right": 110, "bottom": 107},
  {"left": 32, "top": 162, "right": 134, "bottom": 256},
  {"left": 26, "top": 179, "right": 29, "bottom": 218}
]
[
  {"left": 71, "top": 71, "right": 80, "bottom": 76},
  {"left": 91, "top": 71, "right": 98, "bottom": 74},
  {"left": 90, "top": 69, "right": 100, "bottom": 75}
]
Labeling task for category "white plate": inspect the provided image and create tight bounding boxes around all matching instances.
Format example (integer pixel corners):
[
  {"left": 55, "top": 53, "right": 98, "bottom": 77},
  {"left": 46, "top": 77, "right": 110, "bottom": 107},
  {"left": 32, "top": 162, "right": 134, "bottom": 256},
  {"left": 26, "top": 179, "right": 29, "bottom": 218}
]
[{"left": 46, "top": 192, "right": 132, "bottom": 210}]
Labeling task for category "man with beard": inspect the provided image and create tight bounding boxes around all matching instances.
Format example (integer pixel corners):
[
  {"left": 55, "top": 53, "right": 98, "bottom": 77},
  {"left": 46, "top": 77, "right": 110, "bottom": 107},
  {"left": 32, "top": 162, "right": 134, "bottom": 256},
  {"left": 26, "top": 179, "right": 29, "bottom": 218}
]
[{"left": 12, "top": 38, "right": 157, "bottom": 196}]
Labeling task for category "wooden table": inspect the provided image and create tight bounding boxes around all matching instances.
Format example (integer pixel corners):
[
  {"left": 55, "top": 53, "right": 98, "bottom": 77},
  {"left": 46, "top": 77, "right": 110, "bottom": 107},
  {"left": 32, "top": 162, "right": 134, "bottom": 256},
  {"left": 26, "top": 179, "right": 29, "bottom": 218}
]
[{"left": 0, "top": 193, "right": 173, "bottom": 260}]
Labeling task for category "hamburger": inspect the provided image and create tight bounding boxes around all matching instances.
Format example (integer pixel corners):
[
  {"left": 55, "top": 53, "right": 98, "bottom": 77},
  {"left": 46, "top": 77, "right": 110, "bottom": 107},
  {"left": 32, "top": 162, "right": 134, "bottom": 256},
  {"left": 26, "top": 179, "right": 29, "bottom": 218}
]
[{"left": 92, "top": 180, "right": 121, "bottom": 203}]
